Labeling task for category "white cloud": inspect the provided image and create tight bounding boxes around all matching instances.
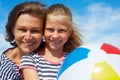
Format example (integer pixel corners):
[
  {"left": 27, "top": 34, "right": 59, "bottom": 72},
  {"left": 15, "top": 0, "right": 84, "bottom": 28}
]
[
  {"left": 0, "top": 34, "right": 11, "bottom": 54},
  {"left": 73, "top": 3, "right": 120, "bottom": 48},
  {"left": 83, "top": 3, "right": 120, "bottom": 31}
]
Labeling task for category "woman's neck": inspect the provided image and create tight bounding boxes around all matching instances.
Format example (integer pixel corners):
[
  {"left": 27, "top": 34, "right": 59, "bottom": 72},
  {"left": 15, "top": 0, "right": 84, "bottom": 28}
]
[{"left": 6, "top": 47, "right": 24, "bottom": 66}]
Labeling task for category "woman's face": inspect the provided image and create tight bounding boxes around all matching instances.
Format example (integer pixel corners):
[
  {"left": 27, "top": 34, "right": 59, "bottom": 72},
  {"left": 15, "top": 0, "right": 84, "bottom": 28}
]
[
  {"left": 13, "top": 14, "right": 43, "bottom": 54},
  {"left": 44, "top": 15, "right": 71, "bottom": 51}
]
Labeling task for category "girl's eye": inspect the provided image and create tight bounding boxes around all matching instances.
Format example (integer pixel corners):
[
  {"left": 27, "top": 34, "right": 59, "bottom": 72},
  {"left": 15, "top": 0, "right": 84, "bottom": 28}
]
[
  {"left": 59, "top": 29, "right": 66, "bottom": 33},
  {"left": 46, "top": 28, "right": 54, "bottom": 32}
]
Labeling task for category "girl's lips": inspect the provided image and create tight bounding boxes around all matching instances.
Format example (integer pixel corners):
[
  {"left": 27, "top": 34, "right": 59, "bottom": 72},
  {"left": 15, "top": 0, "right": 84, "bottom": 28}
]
[{"left": 51, "top": 39, "right": 61, "bottom": 44}]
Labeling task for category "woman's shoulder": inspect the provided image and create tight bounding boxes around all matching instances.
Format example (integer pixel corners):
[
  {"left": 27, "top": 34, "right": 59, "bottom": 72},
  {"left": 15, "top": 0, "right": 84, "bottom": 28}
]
[
  {"left": 0, "top": 47, "right": 18, "bottom": 68},
  {"left": 0, "top": 47, "right": 15, "bottom": 61},
  {"left": 0, "top": 54, "right": 17, "bottom": 70},
  {"left": 2, "top": 47, "right": 15, "bottom": 54}
]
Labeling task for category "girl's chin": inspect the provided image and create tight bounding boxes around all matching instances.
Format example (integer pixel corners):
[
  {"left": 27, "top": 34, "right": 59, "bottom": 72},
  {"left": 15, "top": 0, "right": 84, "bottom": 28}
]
[{"left": 50, "top": 46, "right": 61, "bottom": 51}]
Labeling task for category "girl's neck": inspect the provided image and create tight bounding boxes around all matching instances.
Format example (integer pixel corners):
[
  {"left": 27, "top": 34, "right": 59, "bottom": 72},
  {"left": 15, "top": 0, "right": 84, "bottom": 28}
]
[
  {"left": 46, "top": 46, "right": 63, "bottom": 57},
  {"left": 42, "top": 45, "right": 64, "bottom": 62}
]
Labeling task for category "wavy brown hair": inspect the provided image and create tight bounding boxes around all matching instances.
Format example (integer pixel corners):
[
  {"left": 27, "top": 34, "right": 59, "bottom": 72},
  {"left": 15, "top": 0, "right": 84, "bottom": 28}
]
[{"left": 5, "top": 1, "right": 46, "bottom": 47}]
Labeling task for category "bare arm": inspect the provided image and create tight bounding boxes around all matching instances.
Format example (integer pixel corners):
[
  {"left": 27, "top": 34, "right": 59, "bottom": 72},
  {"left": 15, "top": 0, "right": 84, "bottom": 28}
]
[{"left": 23, "top": 68, "right": 40, "bottom": 80}]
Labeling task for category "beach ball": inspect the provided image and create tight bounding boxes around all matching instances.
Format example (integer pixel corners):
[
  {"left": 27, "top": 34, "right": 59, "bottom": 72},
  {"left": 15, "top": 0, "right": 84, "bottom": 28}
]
[{"left": 57, "top": 43, "right": 120, "bottom": 80}]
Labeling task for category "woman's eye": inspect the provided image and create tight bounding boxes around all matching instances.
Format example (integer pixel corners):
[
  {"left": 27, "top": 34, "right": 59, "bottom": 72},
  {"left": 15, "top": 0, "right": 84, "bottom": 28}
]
[
  {"left": 19, "top": 29, "right": 26, "bottom": 32},
  {"left": 31, "top": 30, "right": 40, "bottom": 33}
]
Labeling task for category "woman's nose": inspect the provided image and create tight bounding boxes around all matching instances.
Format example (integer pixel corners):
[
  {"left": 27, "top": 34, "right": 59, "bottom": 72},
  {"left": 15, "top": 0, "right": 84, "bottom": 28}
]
[{"left": 24, "top": 31, "right": 33, "bottom": 41}]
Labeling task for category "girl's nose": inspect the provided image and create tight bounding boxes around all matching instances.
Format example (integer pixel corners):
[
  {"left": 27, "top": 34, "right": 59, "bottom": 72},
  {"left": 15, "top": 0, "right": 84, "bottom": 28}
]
[{"left": 52, "top": 32, "right": 59, "bottom": 39}]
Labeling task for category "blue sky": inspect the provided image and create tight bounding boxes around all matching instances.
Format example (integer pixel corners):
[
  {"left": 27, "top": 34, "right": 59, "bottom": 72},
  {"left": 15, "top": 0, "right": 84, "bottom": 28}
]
[{"left": 0, "top": 0, "right": 120, "bottom": 54}]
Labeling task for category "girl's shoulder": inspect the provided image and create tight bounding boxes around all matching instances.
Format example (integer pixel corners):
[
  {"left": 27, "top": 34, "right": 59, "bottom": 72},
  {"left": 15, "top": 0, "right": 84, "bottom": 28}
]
[
  {"left": 22, "top": 51, "right": 43, "bottom": 61},
  {"left": 64, "top": 52, "right": 68, "bottom": 57}
]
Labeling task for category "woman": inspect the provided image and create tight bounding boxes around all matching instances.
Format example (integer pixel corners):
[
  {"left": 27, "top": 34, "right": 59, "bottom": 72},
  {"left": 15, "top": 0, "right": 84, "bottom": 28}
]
[{"left": 0, "top": 1, "right": 46, "bottom": 80}]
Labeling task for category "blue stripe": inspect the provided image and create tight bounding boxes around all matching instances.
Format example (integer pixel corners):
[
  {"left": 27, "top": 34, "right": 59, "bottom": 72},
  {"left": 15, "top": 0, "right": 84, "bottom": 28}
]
[
  {"left": 57, "top": 47, "right": 90, "bottom": 78},
  {"left": 0, "top": 53, "right": 22, "bottom": 80}
]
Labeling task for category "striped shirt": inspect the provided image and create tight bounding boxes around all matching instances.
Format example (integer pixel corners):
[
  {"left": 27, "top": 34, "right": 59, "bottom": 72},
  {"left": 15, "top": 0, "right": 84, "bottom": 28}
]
[
  {"left": 0, "top": 48, "right": 23, "bottom": 80},
  {"left": 20, "top": 51, "right": 67, "bottom": 80}
]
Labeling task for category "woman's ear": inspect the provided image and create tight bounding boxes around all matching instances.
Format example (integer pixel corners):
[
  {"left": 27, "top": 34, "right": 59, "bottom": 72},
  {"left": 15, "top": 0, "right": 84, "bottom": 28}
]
[{"left": 12, "top": 27, "right": 14, "bottom": 34}]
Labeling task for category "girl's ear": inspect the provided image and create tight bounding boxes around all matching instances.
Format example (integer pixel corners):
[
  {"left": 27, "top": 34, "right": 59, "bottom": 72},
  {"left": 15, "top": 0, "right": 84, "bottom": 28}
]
[{"left": 69, "top": 29, "right": 72, "bottom": 37}]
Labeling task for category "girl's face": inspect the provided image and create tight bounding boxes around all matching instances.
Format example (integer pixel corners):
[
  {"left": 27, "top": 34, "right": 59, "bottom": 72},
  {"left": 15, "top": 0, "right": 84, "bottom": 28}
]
[
  {"left": 44, "top": 15, "right": 72, "bottom": 51},
  {"left": 13, "top": 14, "right": 43, "bottom": 54}
]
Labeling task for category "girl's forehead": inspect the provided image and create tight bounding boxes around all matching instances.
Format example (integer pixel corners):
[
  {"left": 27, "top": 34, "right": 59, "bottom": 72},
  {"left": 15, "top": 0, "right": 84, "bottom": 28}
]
[
  {"left": 47, "top": 15, "right": 72, "bottom": 24},
  {"left": 47, "top": 14, "right": 69, "bottom": 20},
  {"left": 47, "top": 15, "right": 69, "bottom": 22},
  {"left": 46, "top": 15, "right": 72, "bottom": 29}
]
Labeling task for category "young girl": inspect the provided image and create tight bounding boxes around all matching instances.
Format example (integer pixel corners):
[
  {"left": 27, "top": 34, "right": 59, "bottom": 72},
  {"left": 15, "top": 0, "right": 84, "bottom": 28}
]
[{"left": 20, "top": 3, "right": 83, "bottom": 80}]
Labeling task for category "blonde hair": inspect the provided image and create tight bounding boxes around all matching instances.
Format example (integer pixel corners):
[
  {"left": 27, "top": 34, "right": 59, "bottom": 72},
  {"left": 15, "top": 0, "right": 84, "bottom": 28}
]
[{"left": 46, "top": 4, "right": 83, "bottom": 53}]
